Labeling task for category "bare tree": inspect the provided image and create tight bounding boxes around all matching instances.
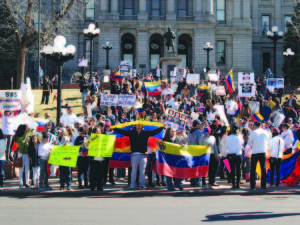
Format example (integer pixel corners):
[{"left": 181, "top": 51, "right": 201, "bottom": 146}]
[{"left": 0, "top": 0, "right": 85, "bottom": 88}]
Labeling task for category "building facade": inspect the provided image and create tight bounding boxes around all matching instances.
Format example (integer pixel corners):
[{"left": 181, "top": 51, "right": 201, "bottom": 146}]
[{"left": 28, "top": 0, "right": 299, "bottom": 82}]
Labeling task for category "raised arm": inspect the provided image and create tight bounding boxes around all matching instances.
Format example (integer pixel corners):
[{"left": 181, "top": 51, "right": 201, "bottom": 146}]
[
  {"left": 113, "top": 128, "right": 134, "bottom": 137},
  {"left": 145, "top": 127, "right": 164, "bottom": 137}
]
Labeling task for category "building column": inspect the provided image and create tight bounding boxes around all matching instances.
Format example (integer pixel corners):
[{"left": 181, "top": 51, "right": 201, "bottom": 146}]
[
  {"left": 111, "top": 0, "right": 118, "bottom": 14},
  {"left": 100, "top": 0, "right": 108, "bottom": 13},
  {"left": 243, "top": 0, "right": 250, "bottom": 20},
  {"left": 194, "top": 0, "right": 202, "bottom": 14},
  {"left": 233, "top": 0, "right": 241, "bottom": 19},
  {"left": 136, "top": 29, "right": 149, "bottom": 75},
  {"left": 166, "top": 0, "right": 176, "bottom": 21},
  {"left": 138, "top": 0, "right": 148, "bottom": 20},
  {"left": 206, "top": 0, "right": 213, "bottom": 14}
]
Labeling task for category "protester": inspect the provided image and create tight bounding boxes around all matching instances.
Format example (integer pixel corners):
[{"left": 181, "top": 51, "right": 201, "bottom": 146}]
[
  {"left": 281, "top": 124, "right": 294, "bottom": 155},
  {"left": 0, "top": 129, "right": 6, "bottom": 191},
  {"left": 41, "top": 75, "right": 53, "bottom": 105},
  {"left": 28, "top": 135, "right": 41, "bottom": 189}
]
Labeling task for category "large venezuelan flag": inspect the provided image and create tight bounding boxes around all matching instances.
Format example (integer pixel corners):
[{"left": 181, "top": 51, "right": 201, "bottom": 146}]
[
  {"left": 144, "top": 81, "right": 162, "bottom": 96},
  {"left": 251, "top": 112, "right": 264, "bottom": 122},
  {"left": 115, "top": 71, "right": 122, "bottom": 82},
  {"left": 225, "top": 68, "right": 235, "bottom": 94},
  {"left": 156, "top": 142, "right": 211, "bottom": 179},
  {"left": 197, "top": 85, "right": 210, "bottom": 98},
  {"left": 109, "top": 121, "right": 164, "bottom": 168}
]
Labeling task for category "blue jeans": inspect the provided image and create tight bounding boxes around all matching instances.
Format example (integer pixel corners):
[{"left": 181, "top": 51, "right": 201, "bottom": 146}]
[
  {"left": 130, "top": 154, "right": 146, "bottom": 188},
  {"left": 227, "top": 114, "right": 234, "bottom": 124},
  {"left": 39, "top": 159, "right": 49, "bottom": 187},
  {"left": 0, "top": 160, "right": 5, "bottom": 187},
  {"left": 190, "top": 178, "right": 201, "bottom": 186},
  {"left": 4, "top": 135, "right": 13, "bottom": 161},
  {"left": 59, "top": 166, "right": 71, "bottom": 187},
  {"left": 81, "top": 89, "right": 88, "bottom": 105},
  {"left": 166, "top": 176, "right": 182, "bottom": 190}
]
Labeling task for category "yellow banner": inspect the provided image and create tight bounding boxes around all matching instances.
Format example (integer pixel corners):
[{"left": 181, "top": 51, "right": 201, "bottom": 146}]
[
  {"left": 88, "top": 134, "right": 116, "bottom": 157},
  {"left": 159, "top": 141, "right": 211, "bottom": 156},
  {"left": 48, "top": 145, "right": 80, "bottom": 167}
]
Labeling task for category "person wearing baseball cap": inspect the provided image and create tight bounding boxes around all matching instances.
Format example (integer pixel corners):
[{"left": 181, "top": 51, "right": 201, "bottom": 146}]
[
  {"left": 245, "top": 121, "right": 269, "bottom": 190},
  {"left": 188, "top": 120, "right": 203, "bottom": 187},
  {"left": 269, "top": 128, "right": 284, "bottom": 187}
]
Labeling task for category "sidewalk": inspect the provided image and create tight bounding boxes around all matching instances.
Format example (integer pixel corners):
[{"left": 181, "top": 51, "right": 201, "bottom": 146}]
[{"left": 1, "top": 174, "right": 300, "bottom": 197}]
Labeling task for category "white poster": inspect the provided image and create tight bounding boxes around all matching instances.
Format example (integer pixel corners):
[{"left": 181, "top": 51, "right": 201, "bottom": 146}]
[
  {"left": 100, "top": 94, "right": 119, "bottom": 106},
  {"left": 186, "top": 74, "right": 200, "bottom": 84},
  {"left": 174, "top": 67, "right": 186, "bottom": 78},
  {"left": 78, "top": 59, "right": 88, "bottom": 67},
  {"left": 208, "top": 74, "right": 218, "bottom": 81},
  {"left": 238, "top": 84, "right": 256, "bottom": 97},
  {"left": 120, "top": 65, "right": 128, "bottom": 71},
  {"left": 249, "top": 101, "right": 260, "bottom": 113},
  {"left": 170, "top": 71, "right": 174, "bottom": 77},
  {"left": 0, "top": 90, "right": 22, "bottom": 111},
  {"left": 273, "top": 111, "right": 285, "bottom": 128},
  {"left": 215, "top": 86, "right": 226, "bottom": 96},
  {"left": 171, "top": 84, "right": 178, "bottom": 92},
  {"left": 118, "top": 94, "right": 136, "bottom": 107},
  {"left": 238, "top": 72, "right": 255, "bottom": 84},
  {"left": 121, "top": 72, "right": 128, "bottom": 77},
  {"left": 267, "top": 78, "right": 284, "bottom": 88},
  {"left": 130, "top": 69, "right": 137, "bottom": 78},
  {"left": 214, "top": 105, "right": 229, "bottom": 126}
]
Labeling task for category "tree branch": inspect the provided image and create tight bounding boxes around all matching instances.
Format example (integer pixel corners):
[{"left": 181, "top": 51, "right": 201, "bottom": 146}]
[{"left": 23, "top": 0, "right": 34, "bottom": 38}]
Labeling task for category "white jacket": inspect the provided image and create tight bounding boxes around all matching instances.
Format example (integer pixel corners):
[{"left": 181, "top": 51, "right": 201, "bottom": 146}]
[
  {"left": 269, "top": 136, "right": 285, "bottom": 158},
  {"left": 220, "top": 136, "right": 228, "bottom": 157},
  {"left": 280, "top": 130, "right": 294, "bottom": 149},
  {"left": 0, "top": 139, "right": 6, "bottom": 160},
  {"left": 38, "top": 143, "right": 53, "bottom": 160},
  {"left": 226, "top": 134, "right": 244, "bottom": 155}
]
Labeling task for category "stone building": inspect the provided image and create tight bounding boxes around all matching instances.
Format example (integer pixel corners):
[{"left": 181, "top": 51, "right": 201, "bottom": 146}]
[{"left": 27, "top": 0, "right": 299, "bottom": 82}]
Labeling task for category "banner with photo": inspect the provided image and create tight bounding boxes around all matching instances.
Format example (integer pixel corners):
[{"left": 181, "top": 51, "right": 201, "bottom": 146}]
[
  {"left": 238, "top": 72, "right": 255, "bottom": 84},
  {"left": 130, "top": 69, "right": 137, "bottom": 78},
  {"left": 186, "top": 74, "right": 200, "bottom": 84},
  {"left": 174, "top": 67, "right": 187, "bottom": 78},
  {"left": 238, "top": 84, "right": 256, "bottom": 97},
  {"left": 165, "top": 109, "right": 188, "bottom": 131},
  {"left": 267, "top": 78, "right": 284, "bottom": 88}
]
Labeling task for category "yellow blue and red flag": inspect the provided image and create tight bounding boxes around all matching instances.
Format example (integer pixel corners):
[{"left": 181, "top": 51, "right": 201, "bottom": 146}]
[
  {"left": 251, "top": 112, "right": 264, "bottom": 122},
  {"left": 225, "top": 68, "right": 235, "bottom": 94}
]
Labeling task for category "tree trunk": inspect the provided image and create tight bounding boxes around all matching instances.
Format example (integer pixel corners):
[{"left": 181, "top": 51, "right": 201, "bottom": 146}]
[{"left": 16, "top": 47, "right": 26, "bottom": 88}]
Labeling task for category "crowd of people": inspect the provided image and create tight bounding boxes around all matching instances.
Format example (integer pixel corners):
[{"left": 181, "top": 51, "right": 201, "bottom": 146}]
[{"left": 0, "top": 67, "right": 300, "bottom": 192}]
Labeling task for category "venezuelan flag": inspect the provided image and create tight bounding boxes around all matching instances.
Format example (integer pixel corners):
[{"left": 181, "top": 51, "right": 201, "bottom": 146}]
[
  {"left": 197, "top": 85, "right": 210, "bottom": 98},
  {"left": 225, "top": 68, "right": 235, "bottom": 94},
  {"left": 251, "top": 112, "right": 264, "bottom": 122},
  {"left": 156, "top": 142, "right": 211, "bottom": 179},
  {"left": 109, "top": 121, "right": 164, "bottom": 168},
  {"left": 115, "top": 71, "right": 122, "bottom": 82},
  {"left": 266, "top": 151, "right": 300, "bottom": 186},
  {"left": 144, "top": 81, "right": 162, "bottom": 96},
  {"left": 135, "top": 102, "right": 143, "bottom": 116},
  {"left": 235, "top": 101, "right": 242, "bottom": 121},
  {"left": 34, "top": 118, "right": 49, "bottom": 132},
  {"left": 196, "top": 105, "right": 204, "bottom": 114}
]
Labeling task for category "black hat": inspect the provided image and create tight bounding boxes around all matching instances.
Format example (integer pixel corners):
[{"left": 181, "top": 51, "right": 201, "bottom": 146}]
[{"left": 192, "top": 120, "right": 201, "bottom": 127}]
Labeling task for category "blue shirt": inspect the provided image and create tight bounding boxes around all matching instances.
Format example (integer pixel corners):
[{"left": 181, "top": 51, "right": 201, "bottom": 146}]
[{"left": 262, "top": 105, "right": 272, "bottom": 121}]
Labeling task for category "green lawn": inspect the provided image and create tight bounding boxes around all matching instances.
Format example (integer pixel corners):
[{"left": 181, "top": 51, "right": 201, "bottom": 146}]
[{"left": 33, "top": 89, "right": 82, "bottom": 120}]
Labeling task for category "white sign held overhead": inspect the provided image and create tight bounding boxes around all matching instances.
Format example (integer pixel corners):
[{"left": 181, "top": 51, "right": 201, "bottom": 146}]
[
  {"left": 118, "top": 94, "right": 136, "bottom": 107},
  {"left": 267, "top": 78, "right": 284, "bottom": 88},
  {"left": 0, "top": 91, "right": 22, "bottom": 111},
  {"left": 238, "top": 84, "right": 256, "bottom": 97},
  {"left": 100, "top": 94, "right": 119, "bottom": 106},
  {"left": 78, "top": 59, "right": 88, "bottom": 67},
  {"left": 208, "top": 74, "right": 218, "bottom": 81},
  {"left": 174, "top": 67, "right": 186, "bottom": 78},
  {"left": 215, "top": 86, "right": 226, "bottom": 96},
  {"left": 186, "top": 74, "right": 200, "bottom": 84},
  {"left": 238, "top": 72, "right": 255, "bottom": 84}
]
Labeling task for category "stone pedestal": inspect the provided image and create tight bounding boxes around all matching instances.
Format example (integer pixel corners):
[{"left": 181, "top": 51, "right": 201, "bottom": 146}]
[{"left": 160, "top": 55, "right": 182, "bottom": 80}]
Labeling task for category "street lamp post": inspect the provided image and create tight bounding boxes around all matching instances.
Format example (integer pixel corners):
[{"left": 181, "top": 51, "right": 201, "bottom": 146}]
[
  {"left": 203, "top": 42, "right": 213, "bottom": 74},
  {"left": 103, "top": 42, "right": 113, "bottom": 70},
  {"left": 41, "top": 36, "right": 76, "bottom": 125},
  {"left": 83, "top": 24, "right": 100, "bottom": 81},
  {"left": 267, "top": 26, "right": 283, "bottom": 77},
  {"left": 283, "top": 48, "right": 295, "bottom": 85}
]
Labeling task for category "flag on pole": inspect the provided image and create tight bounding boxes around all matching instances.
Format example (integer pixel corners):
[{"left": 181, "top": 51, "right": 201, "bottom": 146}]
[{"left": 225, "top": 68, "right": 235, "bottom": 94}]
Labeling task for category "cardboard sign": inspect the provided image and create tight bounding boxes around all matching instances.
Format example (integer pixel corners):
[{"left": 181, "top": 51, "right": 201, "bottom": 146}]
[
  {"left": 208, "top": 74, "right": 218, "bottom": 81},
  {"left": 48, "top": 145, "right": 80, "bottom": 167},
  {"left": 100, "top": 94, "right": 119, "bottom": 106},
  {"left": 174, "top": 67, "right": 186, "bottom": 78},
  {"left": 186, "top": 74, "right": 200, "bottom": 84},
  {"left": 238, "top": 72, "right": 255, "bottom": 84},
  {"left": 0, "top": 90, "right": 22, "bottom": 110},
  {"left": 88, "top": 134, "right": 116, "bottom": 157},
  {"left": 118, "top": 94, "right": 136, "bottom": 107},
  {"left": 166, "top": 122, "right": 179, "bottom": 130},
  {"left": 249, "top": 101, "right": 260, "bottom": 113},
  {"left": 267, "top": 78, "right": 284, "bottom": 88},
  {"left": 215, "top": 86, "right": 226, "bottom": 96}
]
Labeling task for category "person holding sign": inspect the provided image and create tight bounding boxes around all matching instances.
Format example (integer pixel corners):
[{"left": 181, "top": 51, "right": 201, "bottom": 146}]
[
  {"left": 112, "top": 123, "right": 164, "bottom": 190},
  {"left": 38, "top": 133, "right": 53, "bottom": 190}
]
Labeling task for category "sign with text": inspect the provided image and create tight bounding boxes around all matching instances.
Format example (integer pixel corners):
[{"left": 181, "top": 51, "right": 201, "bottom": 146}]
[
  {"left": 118, "top": 94, "right": 136, "bottom": 107},
  {"left": 273, "top": 111, "right": 285, "bottom": 128},
  {"left": 238, "top": 84, "right": 255, "bottom": 97},
  {"left": 208, "top": 74, "right": 218, "bottom": 81},
  {"left": 186, "top": 74, "right": 200, "bottom": 84},
  {"left": 100, "top": 94, "right": 119, "bottom": 106},
  {"left": 88, "top": 134, "right": 116, "bottom": 157},
  {"left": 215, "top": 86, "right": 226, "bottom": 96},
  {"left": 0, "top": 91, "right": 22, "bottom": 110},
  {"left": 130, "top": 69, "right": 137, "bottom": 78},
  {"left": 48, "top": 145, "right": 80, "bottom": 167}
]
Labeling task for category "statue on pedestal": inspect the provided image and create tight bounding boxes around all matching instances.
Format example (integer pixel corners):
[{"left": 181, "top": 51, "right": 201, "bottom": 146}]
[{"left": 163, "top": 27, "right": 176, "bottom": 53}]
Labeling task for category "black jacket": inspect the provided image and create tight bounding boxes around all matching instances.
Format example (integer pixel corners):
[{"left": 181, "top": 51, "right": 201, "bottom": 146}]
[
  {"left": 113, "top": 127, "right": 164, "bottom": 154},
  {"left": 79, "top": 78, "right": 89, "bottom": 92},
  {"left": 42, "top": 80, "right": 52, "bottom": 92},
  {"left": 163, "top": 136, "right": 180, "bottom": 144},
  {"left": 152, "top": 68, "right": 163, "bottom": 79},
  {"left": 28, "top": 144, "right": 39, "bottom": 167}
]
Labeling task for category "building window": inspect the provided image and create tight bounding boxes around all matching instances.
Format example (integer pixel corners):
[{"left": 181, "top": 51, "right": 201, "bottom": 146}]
[
  {"left": 216, "top": 41, "right": 225, "bottom": 65},
  {"left": 151, "top": 0, "right": 160, "bottom": 16},
  {"left": 263, "top": 52, "right": 270, "bottom": 73},
  {"left": 178, "top": 0, "right": 187, "bottom": 16},
  {"left": 85, "top": 40, "right": 93, "bottom": 64},
  {"left": 262, "top": 15, "right": 270, "bottom": 36},
  {"left": 216, "top": 0, "right": 226, "bottom": 22},
  {"left": 285, "top": 16, "right": 292, "bottom": 33},
  {"left": 124, "top": 0, "right": 133, "bottom": 15},
  {"left": 85, "top": 0, "right": 95, "bottom": 21}
]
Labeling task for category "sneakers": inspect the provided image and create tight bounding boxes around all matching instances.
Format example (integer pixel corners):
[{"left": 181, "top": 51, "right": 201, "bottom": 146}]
[
  {"left": 60, "top": 186, "right": 64, "bottom": 190},
  {"left": 45, "top": 185, "right": 52, "bottom": 190},
  {"left": 130, "top": 187, "right": 135, "bottom": 190},
  {"left": 139, "top": 186, "right": 148, "bottom": 190},
  {"left": 177, "top": 187, "right": 184, "bottom": 191},
  {"left": 78, "top": 185, "right": 84, "bottom": 189},
  {"left": 39, "top": 186, "right": 45, "bottom": 191}
]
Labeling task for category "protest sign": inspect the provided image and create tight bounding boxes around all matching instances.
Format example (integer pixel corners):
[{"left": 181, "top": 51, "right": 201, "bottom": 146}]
[
  {"left": 249, "top": 101, "right": 260, "bottom": 113},
  {"left": 186, "top": 74, "right": 200, "bottom": 84},
  {"left": 215, "top": 86, "right": 226, "bottom": 96},
  {"left": 120, "top": 65, "right": 129, "bottom": 71},
  {"left": 49, "top": 145, "right": 80, "bottom": 167},
  {"left": 166, "top": 121, "right": 179, "bottom": 130},
  {"left": 208, "top": 74, "right": 218, "bottom": 81},
  {"left": 118, "top": 94, "right": 136, "bottom": 107},
  {"left": 16, "top": 113, "right": 38, "bottom": 129},
  {"left": 130, "top": 69, "right": 137, "bottom": 77},
  {"left": 87, "top": 104, "right": 92, "bottom": 117},
  {"left": 174, "top": 67, "right": 186, "bottom": 78},
  {"left": 214, "top": 105, "right": 229, "bottom": 126},
  {"left": 100, "top": 94, "right": 118, "bottom": 106},
  {"left": 238, "top": 84, "right": 255, "bottom": 97},
  {"left": 0, "top": 90, "right": 22, "bottom": 110},
  {"left": 170, "top": 71, "right": 174, "bottom": 77},
  {"left": 88, "top": 134, "right": 116, "bottom": 157},
  {"left": 121, "top": 72, "right": 128, "bottom": 77},
  {"left": 273, "top": 111, "right": 285, "bottom": 128},
  {"left": 238, "top": 72, "right": 255, "bottom": 84},
  {"left": 171, "top": 84, "right": 178, "bottom": 92},
  {"left": 267, "top": 78, "right": 284, "bottom": 88},
  {"left": 78, "top": 59, "right": 88, "bottom": 67}
]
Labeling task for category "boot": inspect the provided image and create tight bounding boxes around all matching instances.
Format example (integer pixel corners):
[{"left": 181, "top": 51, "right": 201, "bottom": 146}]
[
  {"left": 78, "top": 180, "right": 84, "bottom": 189},
  {"left": 84, "top": 179, "right": 89, "bottom": 188}
]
